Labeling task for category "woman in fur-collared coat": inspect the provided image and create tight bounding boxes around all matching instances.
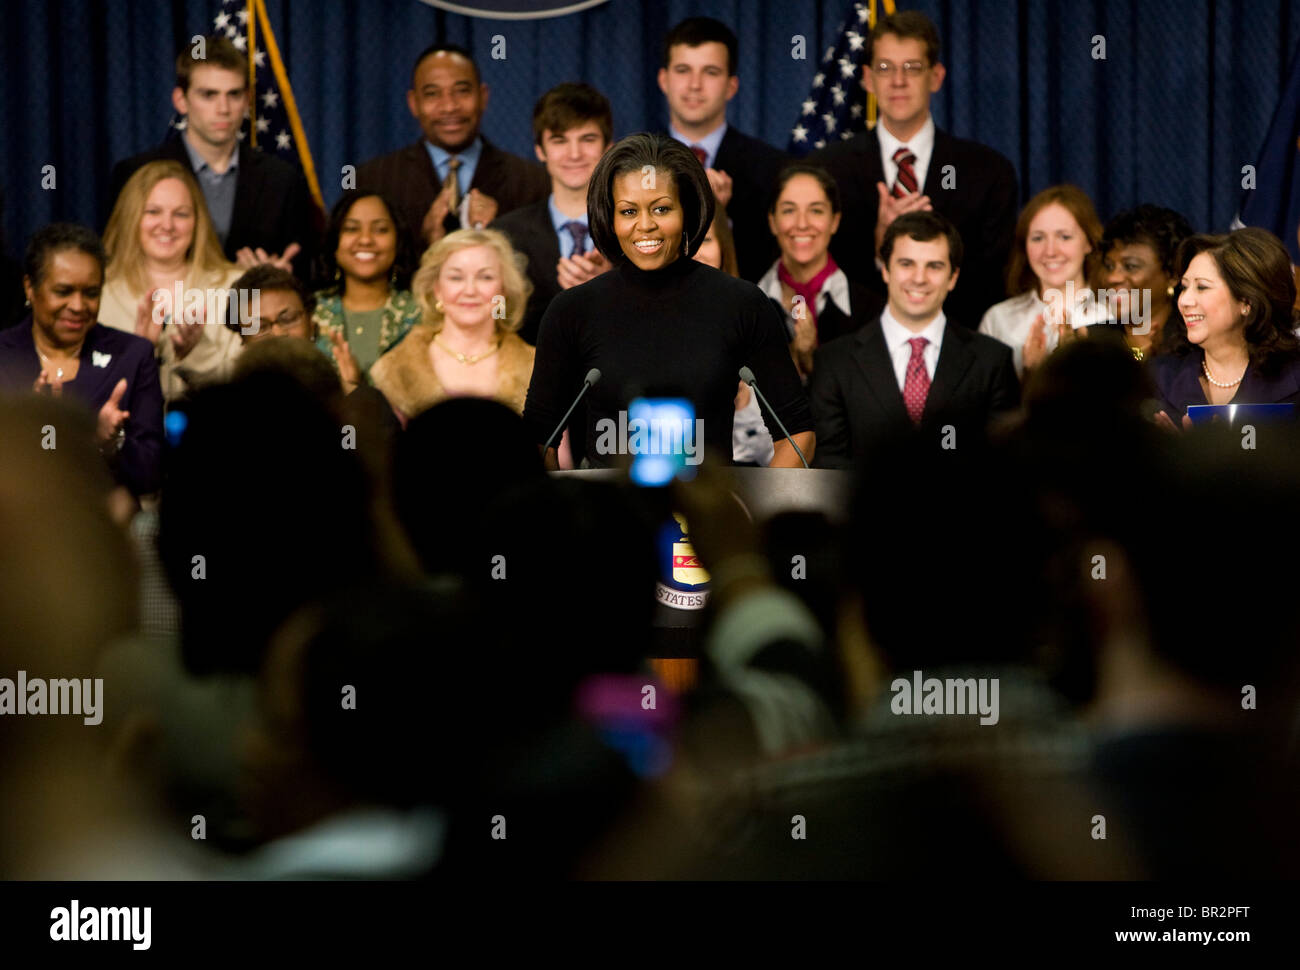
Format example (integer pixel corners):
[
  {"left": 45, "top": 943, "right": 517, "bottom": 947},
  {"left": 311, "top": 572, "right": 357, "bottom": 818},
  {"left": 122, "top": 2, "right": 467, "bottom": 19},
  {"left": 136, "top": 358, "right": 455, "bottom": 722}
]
[{"left": 371, "top": 228, "right": 535, "bottom": 421}]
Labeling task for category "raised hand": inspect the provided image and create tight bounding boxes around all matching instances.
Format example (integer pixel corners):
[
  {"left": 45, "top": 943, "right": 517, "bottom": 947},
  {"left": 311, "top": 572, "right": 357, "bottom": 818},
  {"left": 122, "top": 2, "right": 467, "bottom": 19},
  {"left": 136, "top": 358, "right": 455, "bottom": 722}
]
[
  {"left": 556, "top": 249, "right": 611, "bottom": 290},
  {"left": 135, "top": 288, "right": 167, "bottom": 345},
  {"left": 170, "top": 296, "right": 206, "bottom": 361},
  {"left": 874, "top": 182, "right": 932, "bottom": 256},
  {"left": 422, "top": 185, "right": 454, "bottom": 245},
  {"left": 235, "top": 242, "right": 302, "bottom": 271},
  {"left": 1022, "top": 313, "right": 1049, "bottom": 371},
  {"left": 97, "top": 378, "right": 130, "bottom": 443},
  {"left": 706, "top": 168, "right": 734, "bottom": 209},
  {"left": 329, "top": 329, "right": 361, "bottom": 393},
  {"left": 465, "top": 188, "right": 498, "bottom": 230}
]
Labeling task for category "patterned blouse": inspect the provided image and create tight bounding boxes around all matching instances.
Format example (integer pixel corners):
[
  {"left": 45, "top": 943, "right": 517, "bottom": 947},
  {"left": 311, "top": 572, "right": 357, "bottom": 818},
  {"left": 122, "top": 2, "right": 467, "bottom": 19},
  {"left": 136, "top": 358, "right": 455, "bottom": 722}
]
[{"left": 311, "top": 287, "right": 422, "bottom": 381}]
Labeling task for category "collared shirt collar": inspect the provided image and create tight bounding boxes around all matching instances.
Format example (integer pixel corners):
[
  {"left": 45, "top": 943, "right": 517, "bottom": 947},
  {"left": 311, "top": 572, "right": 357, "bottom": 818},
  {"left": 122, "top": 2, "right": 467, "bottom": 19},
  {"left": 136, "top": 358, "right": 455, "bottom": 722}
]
[
  {"left": 424, "top": 136, "right": 482, "bottom": 181},
  {"left": 876, "top": 114, "right": 934, "bottom": 188},
  {"left": 669, "top": 122, "right": 727, "bottom": 169},
  {"left": 880, "top": 302, "right": 946, "bottom": 354},
  {"left": 181, "top": 132, "right": 238, "bottom": 175},
  {"left": 757, "top": 259, "right": 852, "bottom": 338},
  {"left": 547, "top": 194, "right": 586, "bottom": 234}
]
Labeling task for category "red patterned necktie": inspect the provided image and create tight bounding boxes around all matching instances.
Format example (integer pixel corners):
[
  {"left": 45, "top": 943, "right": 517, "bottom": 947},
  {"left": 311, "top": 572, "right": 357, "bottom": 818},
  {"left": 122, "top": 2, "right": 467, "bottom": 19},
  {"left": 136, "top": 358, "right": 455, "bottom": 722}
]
[
  {"left": 892, "top": 147, "right": 918, "bottom": 198},
  {"left": 690, "top": 144, "right": 708, "bottom": 167},
  {"left": 903, "top": 336, "right": 930, "bottom": 424}
]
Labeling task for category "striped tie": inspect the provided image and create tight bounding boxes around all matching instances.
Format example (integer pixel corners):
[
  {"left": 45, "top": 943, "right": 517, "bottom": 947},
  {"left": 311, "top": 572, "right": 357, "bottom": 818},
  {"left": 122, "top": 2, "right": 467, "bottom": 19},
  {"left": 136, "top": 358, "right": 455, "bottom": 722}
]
[{"left": 892, "top": 147, "right": 918, "bottom": 198}]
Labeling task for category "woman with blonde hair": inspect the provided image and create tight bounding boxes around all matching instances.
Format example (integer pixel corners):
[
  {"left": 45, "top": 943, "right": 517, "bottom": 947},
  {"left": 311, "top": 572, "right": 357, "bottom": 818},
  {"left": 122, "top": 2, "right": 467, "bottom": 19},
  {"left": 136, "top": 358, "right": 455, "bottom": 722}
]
[
  {"left": 101, "top": 160, "right": 242, "bottom": 401},
  {"left": 370, "top": 228, "right": 535, "bottom": 422}
]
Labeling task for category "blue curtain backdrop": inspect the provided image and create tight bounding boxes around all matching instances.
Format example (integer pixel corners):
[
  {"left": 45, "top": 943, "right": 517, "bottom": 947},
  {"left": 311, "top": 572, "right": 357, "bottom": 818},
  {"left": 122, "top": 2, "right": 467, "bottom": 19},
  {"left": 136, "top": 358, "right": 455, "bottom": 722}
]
[{"left": 3, "top": 0, "right": 1299, "bottom": 260}]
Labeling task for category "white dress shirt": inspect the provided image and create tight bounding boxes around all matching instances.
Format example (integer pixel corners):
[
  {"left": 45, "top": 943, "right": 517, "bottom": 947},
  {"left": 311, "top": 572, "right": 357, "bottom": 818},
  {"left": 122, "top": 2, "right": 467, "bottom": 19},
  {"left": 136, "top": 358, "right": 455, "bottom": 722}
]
[
  {"left": 879, "top": 304, "right": 946, "bottom": 391},
  {"left": 978, "top": 287, "right": 1112, "bottom": 378},
  {"left": 877, "top": 115, "right": 935, "bottom": 196}
]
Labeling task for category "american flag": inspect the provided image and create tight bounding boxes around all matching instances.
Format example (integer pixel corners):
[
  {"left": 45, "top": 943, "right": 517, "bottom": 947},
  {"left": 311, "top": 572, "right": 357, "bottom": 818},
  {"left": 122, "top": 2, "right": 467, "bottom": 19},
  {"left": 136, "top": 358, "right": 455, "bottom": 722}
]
[
  {"left": 788, "top": 1, "right": 893, "bottom": 157},
  {"left": 170, "top": 0, "right": 324, "bottom": 210}
]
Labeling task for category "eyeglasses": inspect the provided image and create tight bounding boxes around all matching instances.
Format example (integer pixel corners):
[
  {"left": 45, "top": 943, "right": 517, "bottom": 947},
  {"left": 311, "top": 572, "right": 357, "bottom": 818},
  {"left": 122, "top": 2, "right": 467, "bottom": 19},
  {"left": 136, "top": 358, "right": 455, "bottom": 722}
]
[
  {"left": 258, "top": 309, "right": 306, "bottom": 332},
  {"left": 872, "top": 60, "right": 927, "bottom": 78}
]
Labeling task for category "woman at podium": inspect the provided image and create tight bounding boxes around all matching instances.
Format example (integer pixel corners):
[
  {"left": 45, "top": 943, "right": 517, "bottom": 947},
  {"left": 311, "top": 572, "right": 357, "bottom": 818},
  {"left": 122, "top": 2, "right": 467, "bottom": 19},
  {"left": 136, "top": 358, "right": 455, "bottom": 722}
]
[{"left": 523, "top": 133, "right": 814, "bottom": 469}]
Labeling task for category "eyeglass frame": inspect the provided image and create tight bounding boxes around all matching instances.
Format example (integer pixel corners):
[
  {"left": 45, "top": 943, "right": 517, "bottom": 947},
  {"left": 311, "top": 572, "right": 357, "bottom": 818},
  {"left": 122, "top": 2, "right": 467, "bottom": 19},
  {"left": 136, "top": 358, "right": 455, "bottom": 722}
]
[{"left": 870, "top": 59, "right": 929, "bottom": 79}]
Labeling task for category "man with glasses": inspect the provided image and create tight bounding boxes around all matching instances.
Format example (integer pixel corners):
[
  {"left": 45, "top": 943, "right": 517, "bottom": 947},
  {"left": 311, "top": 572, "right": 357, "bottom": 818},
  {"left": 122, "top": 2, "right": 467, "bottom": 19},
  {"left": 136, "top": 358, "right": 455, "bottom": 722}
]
[{"left": 810, "top": 11, "right": 1017, "bottom": 328}]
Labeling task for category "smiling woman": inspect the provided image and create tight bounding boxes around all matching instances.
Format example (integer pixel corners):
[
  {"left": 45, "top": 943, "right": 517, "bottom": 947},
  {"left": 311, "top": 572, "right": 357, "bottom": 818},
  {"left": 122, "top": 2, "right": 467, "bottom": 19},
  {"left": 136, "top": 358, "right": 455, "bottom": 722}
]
[
  {"left": 524, "top": 133, "right": 814, "bottom": 470},
  {"left": 311, "top": 191, "right": 422, "bottom": 393},
  {"left": 0, "top": 223, "right": 163, "bottom": 496}
]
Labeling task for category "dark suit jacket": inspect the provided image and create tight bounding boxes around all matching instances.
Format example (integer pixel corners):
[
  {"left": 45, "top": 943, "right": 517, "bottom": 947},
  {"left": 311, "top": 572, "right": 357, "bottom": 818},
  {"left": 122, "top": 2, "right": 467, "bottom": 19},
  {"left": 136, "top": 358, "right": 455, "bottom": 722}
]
[
  {"left": 492, "top": 198, "right": 560, "bottom": 347},
  {"left": 809, "top": 315, "right": 1020, "bottom": 469},
  {"left": 712, "top": 127, "right": 788, "bottom": 283},
  {"left": 0, "top": 321, "right": 164, "bottom": 495},
  {"left": 808, "top": 127, "right": 1018, "bottom": 329},
  {"left": 1148, "top": 349, "right": 1300, "bottom": 417},
  {"left": 356, "top": 137, "right": 550, "bottom": 259},
  {"left": 805, "top": 279, "right": 885, "bottom": 346},
  {"left": 107, "top": 136, "right": 319, "bottom": 279}
]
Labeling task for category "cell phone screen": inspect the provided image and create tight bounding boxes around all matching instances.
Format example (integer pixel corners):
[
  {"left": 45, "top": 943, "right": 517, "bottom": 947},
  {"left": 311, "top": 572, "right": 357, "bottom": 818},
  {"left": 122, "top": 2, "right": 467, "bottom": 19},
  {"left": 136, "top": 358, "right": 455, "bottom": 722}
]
[{"left": 627, "top": 397, "right": 699, "bottom": 487}]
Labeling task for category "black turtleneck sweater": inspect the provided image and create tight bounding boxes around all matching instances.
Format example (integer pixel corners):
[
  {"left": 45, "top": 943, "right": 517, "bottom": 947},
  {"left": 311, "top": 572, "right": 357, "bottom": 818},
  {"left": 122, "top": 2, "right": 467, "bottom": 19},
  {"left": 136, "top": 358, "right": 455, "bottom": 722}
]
[{"left": 524, "top": 256, "right": 813, "bottom": 465}]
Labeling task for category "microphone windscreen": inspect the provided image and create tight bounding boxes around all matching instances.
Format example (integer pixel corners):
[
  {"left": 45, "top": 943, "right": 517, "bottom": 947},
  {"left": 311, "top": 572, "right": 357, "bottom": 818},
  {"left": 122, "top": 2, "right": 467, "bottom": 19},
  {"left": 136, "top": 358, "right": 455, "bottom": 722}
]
[
  {"left": 584, "top": 368, "right": 602, "bottom": 387},
  {"left": 738, "top": 365, "right": 756, "bottom": 385}
]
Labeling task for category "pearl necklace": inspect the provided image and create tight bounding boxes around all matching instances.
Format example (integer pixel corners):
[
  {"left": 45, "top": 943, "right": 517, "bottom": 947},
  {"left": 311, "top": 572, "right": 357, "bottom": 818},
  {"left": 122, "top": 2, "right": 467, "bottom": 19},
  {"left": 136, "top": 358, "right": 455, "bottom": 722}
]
[
  {"left": 1202, "top": 357, "right": 1244, "bottom": 388},
  {"left": 434, "top": 335, "right": 500, "bottom": 365}
]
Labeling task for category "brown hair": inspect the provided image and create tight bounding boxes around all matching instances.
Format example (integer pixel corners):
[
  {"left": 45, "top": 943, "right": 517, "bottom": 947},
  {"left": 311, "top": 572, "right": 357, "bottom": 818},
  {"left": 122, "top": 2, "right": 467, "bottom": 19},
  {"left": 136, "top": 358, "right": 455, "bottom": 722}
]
[
  {"left": 412, "top": 228, "right": 532, "bottom": 335},
  {"left": 871, "top": 10, "right": 941, "bottom": 65},
  {"left": 175, "top": 34, "right": 248, "bottom": 93},
  {"left": 532, "top": 83, "right": 613, "bottom": 147},
  {"left": 707, "top": 206, "right": 739, "bottom": 278},
  {"left": 1005, "top": 185, "right": 1104, "bottom": 297},
  {"left": 102, "top": 160, "right": 233, "bottom": 295},
  {"left": 1167, "top": 228, "right": 1300, "bottom": 373}
]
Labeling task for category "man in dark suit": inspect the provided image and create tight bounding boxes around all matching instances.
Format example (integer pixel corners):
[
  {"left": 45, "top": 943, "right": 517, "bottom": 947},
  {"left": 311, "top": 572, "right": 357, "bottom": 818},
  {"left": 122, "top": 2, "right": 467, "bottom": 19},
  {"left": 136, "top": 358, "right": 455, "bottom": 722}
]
[
  {"left": 809, "top": 11, "right": 1017, "bottom": 328},
  {"left": 810, "top": 211, "right": 1019, "bottom": 470},
  {"left": 659, "top": 17, "right": 787, "bottom": 282},
  {"left": 106, "top": 36, "right": 318, "bottom": 279},
  {"left": 493, "top": 83, "right": 614, "bottom": 346},
  {"left": 357, "top": 44, "right": 550, "bottom": 258}
]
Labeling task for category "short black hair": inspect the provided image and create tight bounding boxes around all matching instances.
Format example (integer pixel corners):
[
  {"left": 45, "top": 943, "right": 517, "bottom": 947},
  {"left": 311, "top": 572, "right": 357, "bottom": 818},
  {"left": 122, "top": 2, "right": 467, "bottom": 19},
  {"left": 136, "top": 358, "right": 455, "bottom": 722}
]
[
  {"left": 411, "top": 43, "right": 480, "bottom": 88},
  {"left": 662, "top": 17, "right": 738, "bottom": 76},
  {"left": 769, "top": 164, "right": 841, "bottom": 214},
  {"left": 881, "top": 210, "right": 963, "bottom": 272},
  {"left": 315, "top": 190, "right": 414, "bottom": 291},
  {"left": 23, "top": 223, "right": 105, "bottom": 287},
  {"left": 227, "top": 265, "right": 317, "bottom": 337},
  {"left": 586, "top": 133, "right": 715, "bottom": 266},
  {"left": 1101, "top": 204, "right": 1195, "bottom": 279}
]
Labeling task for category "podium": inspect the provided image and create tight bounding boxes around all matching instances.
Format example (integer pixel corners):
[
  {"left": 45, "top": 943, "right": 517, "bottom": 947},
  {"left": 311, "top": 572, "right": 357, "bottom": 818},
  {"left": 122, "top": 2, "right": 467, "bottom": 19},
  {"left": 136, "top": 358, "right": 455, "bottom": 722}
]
[
  {"left": 553, "top": 466, "right": 852, "bottom": 522},
  {"left": 551, "top": 467, "right": 852, "bottom": 682}
]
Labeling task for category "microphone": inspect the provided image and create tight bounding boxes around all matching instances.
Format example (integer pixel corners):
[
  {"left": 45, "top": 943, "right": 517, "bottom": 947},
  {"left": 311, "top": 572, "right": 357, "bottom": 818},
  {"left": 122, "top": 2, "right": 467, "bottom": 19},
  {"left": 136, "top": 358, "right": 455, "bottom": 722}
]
[
  {"left": 543, "top": 368, "right": 601, "bottom": 454},
  {"left": 740, "top": 366, "right": 809, "bottom": 469}
]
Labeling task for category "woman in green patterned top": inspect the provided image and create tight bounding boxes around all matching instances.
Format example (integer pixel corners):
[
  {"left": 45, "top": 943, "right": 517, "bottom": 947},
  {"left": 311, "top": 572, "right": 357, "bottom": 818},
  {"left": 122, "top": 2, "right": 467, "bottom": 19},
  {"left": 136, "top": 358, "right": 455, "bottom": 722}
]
[{"left": 313, "top": 191, "right": 421, "bottom": 390}]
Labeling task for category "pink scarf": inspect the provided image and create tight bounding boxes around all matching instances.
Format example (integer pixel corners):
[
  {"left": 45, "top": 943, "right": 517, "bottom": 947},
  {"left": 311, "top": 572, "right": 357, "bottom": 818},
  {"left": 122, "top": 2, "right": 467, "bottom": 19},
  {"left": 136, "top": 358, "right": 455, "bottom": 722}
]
[{"left": 777, "top": 256, "right": 839, "bottom": 328}]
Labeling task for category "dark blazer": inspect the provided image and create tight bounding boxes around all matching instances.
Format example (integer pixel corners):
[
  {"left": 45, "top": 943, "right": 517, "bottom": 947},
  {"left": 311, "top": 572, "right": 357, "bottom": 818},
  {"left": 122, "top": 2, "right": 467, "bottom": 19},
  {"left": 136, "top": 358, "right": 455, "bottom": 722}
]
[
  {"left": 0, "top": 321, "right": 164, "bottom": 495},
  {"left": 809, "top": 315, "right": 1020, "bottom": 469},
  {"left": 808, "top": 127, "right": 1018, "bottom": 329},
  {"left": 492, "top": 198, "right": 561, "bottom": 347},
  {"left": 807, "top": 279, "right": 885, "bottom": 346},
  {"left": 107, "top": 135, "right": 319, "bottom": 279},
  {"left": 356, "top": 137, "right": 550, "bottom": 259},
  {"left": 1148, "top": 349, "right": 1300, "bottom": 417},
  {"left": 712, "top": 127, "right": 789, "bottom": 283}
]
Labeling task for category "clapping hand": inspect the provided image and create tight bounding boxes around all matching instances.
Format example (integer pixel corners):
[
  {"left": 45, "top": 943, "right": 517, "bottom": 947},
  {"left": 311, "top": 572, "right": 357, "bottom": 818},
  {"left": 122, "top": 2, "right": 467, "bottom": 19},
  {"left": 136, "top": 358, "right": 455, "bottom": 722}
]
[
  {"left": 97, "top": 378, "right": 130, "bottom": 443},
  {"left": 556, "top": 249, "right": 611, "bottom": 289},
  {"left": 705, "top": 168, "right": 733, "bottom": 209},
  {"left": 329, "top": 329, "right": 361, "bottom": 393},
  {"left": 874, "top": 182, "right": 932, "bottom": 256},
  {"left": 235, "top": 242, "right": 302, "bottom": 271}
]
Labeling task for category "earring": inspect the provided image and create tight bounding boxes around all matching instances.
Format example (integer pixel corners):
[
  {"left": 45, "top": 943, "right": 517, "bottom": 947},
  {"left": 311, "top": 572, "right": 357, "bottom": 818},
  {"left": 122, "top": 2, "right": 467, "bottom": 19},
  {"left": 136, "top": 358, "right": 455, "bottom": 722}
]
[
  {"left": 435, "top": 299, "right": 444, "bottom": 313},
  {"left": 24, "top": 297, "right": 30, "bottom": 307},
  {"left": 390, "top": 266, "right": 398, "bottom": 287},
  {"left": 1166, "top": 283, "right": 1175, "bottom": 297}
]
